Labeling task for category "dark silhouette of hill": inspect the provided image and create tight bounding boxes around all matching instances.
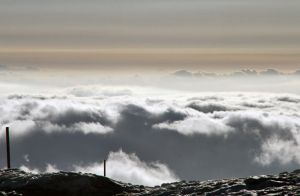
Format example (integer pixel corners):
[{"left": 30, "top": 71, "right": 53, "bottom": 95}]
[{"left": 0, "top": 169, "right": 299, "bottom": 195}]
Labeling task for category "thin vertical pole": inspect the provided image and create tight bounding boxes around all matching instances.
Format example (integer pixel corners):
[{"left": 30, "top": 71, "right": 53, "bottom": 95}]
[
  {"left": 104, "top": 159, "right": 106, "bottom": 177},
  {"left": 6, "top": 127, "right": 11, "bottom": 169}
]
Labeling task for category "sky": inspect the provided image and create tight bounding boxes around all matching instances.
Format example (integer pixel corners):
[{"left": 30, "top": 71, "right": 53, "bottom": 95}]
[
  {"left": 1, "top": 0, "right": 300, "bottom": 73},
  {"left": 0, "top": 0, "right": 300, "bottom": 186}
]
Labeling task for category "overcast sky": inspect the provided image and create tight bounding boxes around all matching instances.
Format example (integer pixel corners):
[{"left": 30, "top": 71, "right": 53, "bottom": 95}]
[{"left": 1, "top": 0, "right": 300, "bottom": 72}]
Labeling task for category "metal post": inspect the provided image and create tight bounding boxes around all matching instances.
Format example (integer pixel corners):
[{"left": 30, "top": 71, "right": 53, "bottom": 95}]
[
  {"left": 6, "top": 127, "right": 11, "bottom": 169},
  {"left": 104, "top": 159, "right": 106, "bottom": 177}
]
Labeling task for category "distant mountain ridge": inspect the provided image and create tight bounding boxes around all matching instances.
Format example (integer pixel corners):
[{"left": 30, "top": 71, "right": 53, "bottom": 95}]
[
  {"left": 0, "top": 169, "right": 299, "bottom": 195},
  {"left": 172, "top": 68, "right": 300, "bottom": 78}
]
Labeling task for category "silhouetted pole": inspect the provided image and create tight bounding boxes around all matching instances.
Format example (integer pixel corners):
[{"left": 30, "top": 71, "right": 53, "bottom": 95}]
[
  {"left": 6, "top": 127, "right": 11, "bottom": 169},
  {"left": 104, "top": 159, "right": 106, "bottom": 177}
]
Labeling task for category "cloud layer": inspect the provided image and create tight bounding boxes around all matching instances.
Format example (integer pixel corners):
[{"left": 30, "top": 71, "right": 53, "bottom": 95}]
[{"left": 0, "top": 91, "right": 300, "bottom": 183}]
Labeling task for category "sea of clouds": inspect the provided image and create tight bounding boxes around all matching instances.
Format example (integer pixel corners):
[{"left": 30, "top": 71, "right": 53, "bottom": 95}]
[{"left": 0, "top": 88, "right": 300, "bottom": 185}]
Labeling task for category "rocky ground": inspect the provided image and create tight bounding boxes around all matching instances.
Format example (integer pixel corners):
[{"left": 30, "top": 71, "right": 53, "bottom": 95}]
[{"left": 0, "top": 169, "right": 299, "bottom": 196}]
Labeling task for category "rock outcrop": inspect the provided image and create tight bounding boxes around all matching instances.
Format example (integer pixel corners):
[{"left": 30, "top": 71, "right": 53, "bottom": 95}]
[
  {"left": 0, "top": 169, "right": 124, "bottom": 196},
  {"left": 0, "top": 169, "right": 299, "bottom": 195}
]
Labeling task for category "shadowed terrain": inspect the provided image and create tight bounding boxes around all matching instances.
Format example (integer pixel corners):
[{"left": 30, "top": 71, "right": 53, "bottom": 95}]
[{"left": 0, "top": 169, "right": 299, "bottom": 195}]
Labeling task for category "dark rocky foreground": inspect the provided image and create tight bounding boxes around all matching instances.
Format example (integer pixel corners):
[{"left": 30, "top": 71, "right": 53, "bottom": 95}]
[{"left": 0, "top": 169, "right": 299, "bottom": 196}]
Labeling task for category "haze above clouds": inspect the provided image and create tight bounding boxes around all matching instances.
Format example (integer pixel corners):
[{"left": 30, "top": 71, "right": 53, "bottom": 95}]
[
  {"left": 1, "top": 0, "right": 300, "bottom": 71},
  {"left": 1, "top": 67, "right": 300, "bottom": 95}
]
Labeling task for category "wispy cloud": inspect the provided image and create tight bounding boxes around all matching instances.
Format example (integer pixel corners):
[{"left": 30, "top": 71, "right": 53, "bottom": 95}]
[{"left": 74, "top": 150, "right": 179, "bottom": 186}]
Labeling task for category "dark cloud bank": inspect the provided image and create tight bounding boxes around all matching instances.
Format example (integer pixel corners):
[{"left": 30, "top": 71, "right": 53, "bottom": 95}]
[{"left": 0, "top": 93, "right": 300, "bottom": 185}]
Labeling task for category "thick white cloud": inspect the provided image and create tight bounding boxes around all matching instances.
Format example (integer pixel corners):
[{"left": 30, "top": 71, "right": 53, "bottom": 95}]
[
  {"left": 0, "top": 120, "right": 36, "bottom": 138},
  {"left": 1, "top": 91, "right": 300, "bottom": 181},
  {"left": 155, "top": 108, "right": 300, "bottom": 164},
  {"left": 42, "top": 122, "right": 113, "bottom": 135},
  {"left": 0, "top": 96, "right": 116, "bottom": 137},
  {"left": 74, "top": 150, "right": 179, "bottom": 186},
  {"left": 154, "top": 115, "right": 234, "bottom": 136}
]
